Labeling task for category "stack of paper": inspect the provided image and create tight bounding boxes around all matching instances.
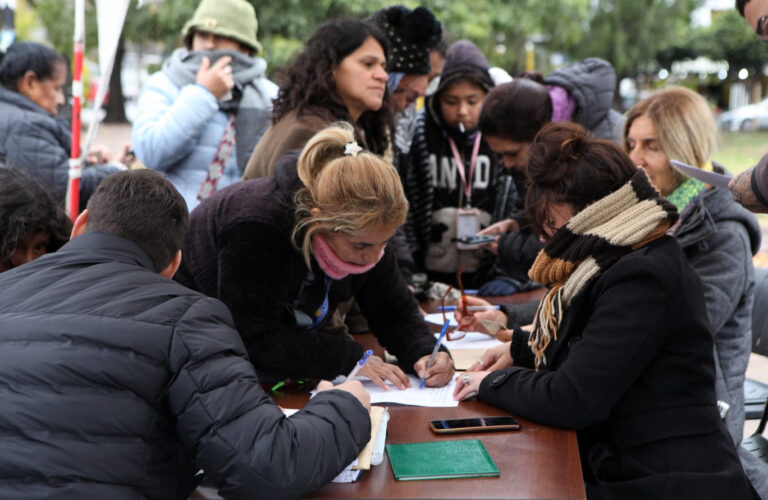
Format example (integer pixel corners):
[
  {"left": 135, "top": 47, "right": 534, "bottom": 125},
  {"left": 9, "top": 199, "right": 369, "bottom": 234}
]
[{"left": 358, "top": 375, "right": 459, "bottom": 407}]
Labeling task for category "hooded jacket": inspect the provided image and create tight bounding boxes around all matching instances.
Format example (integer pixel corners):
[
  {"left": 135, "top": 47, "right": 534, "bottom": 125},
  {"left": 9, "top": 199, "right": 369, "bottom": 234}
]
[
  {"left": 672, "top": 181, "right": 761, "bottom": 444},
  {"left": 403, "top": 40, "right": 512, "bottom": 286},
  {"left": 132, "top": 48, "right": 278, "bottom": 210},
  {"left": 0, "top": 231, "right": 370, "bottom": 499},
  {"left": 0, "top": 87, "right": 120, "bottom": 209},
  {"left": 544, "top": 57, "right": 625, "bottom": 143}
]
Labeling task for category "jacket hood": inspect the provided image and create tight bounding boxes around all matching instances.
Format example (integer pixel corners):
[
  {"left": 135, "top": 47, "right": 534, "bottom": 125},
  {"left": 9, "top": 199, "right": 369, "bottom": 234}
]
[
  {"left": 544, "top": 57, "right": 617, "bottom": 131},
  {"left": 676, "top": 182, "right": 761, "bottom": 255},
  {"left": 435, "top": 40, "right": 494, "bottom": 98}
]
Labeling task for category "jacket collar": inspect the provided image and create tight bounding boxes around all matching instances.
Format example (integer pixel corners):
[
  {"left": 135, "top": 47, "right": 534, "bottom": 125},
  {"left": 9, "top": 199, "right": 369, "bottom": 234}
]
[
  {"left": 0, "top": 86, "right": 52, "bottom": 116},
  {"left": 58, "top": 231, "right": 157, "bottom": 271}
]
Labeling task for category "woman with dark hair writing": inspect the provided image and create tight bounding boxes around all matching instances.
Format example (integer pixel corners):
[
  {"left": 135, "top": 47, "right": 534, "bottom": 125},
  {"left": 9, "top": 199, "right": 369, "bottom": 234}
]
[{"left": 454, "top": 122, "right": 755, "bottom": 499}]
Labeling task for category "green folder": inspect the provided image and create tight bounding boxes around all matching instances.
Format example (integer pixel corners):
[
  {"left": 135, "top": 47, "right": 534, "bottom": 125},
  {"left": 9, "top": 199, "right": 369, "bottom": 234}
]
[{"left": 386, "top": 439, "right": 500, "bottom": 481}]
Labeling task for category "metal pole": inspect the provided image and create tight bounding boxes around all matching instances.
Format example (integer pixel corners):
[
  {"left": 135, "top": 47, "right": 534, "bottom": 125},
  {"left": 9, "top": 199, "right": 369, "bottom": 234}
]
[{"left": 67, "top": 0, "right": 85, "bottom": 220}]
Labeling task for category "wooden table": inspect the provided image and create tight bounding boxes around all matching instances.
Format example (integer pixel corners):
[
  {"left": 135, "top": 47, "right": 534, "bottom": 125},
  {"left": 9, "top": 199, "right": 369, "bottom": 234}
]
[{"left": 275, "top": 391, "right": 585, "bottom": 499}]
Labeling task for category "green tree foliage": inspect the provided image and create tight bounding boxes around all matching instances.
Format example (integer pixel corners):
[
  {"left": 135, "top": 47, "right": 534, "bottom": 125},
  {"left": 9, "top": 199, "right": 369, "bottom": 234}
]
[
  {"left": 566, "top": 0, "right": 702, "bottom": 78},
  {"left": 693, "top": 9, "right": 768, "bottom": 73}
]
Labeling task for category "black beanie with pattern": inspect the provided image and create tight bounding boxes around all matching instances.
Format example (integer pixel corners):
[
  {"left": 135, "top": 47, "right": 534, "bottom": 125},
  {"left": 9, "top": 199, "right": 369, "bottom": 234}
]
[{"left": 369, "top": 5, "right": 442, "bottom": 75}]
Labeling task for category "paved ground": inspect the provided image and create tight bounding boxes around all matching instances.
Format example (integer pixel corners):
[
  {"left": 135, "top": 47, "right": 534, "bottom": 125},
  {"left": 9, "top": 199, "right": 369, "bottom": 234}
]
[{"left": 95, "top": 122, "right": 768, "bottom": 438}]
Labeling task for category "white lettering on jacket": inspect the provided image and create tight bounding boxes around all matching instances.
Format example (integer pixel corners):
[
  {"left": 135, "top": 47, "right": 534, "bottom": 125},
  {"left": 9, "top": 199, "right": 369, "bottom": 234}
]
[{"left": 430, "top": 154, "right": 492, "bottom": 192}]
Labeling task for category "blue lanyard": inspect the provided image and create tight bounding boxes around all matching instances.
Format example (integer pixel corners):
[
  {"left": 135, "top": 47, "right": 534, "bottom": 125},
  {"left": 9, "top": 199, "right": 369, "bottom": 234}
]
[{"left": 309, "top": 276, "right": 333, "bottom": 331}]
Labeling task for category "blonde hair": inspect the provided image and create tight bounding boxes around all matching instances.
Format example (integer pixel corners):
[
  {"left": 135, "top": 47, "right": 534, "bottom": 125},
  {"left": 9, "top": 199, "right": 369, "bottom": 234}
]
[
  {"left": 624, "top": 86, "right": 716, "bottom": 174},
  {"left": 292, "top": 122, "right": 409, "bottom": 266}
]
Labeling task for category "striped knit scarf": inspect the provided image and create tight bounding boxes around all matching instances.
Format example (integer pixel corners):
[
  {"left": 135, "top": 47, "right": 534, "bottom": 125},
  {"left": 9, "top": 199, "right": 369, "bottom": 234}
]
[{"left": 527, "top": 169, "right": 679, "bottom": 369}]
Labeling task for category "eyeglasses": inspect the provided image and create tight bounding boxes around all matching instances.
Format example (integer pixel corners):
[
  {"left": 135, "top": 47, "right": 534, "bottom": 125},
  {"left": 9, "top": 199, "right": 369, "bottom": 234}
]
[
  {"left": 758, "top": 15, "right": 768, "bottom": 41},
  {"left": 442, "top": 265, "right": 468, "bottom": 341}
]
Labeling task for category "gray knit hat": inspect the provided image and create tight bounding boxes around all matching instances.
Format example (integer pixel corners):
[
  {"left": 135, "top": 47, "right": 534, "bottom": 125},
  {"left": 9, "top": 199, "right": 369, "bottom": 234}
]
[{"left": 182, "top": 0, "right": 262, "bottom": 54}]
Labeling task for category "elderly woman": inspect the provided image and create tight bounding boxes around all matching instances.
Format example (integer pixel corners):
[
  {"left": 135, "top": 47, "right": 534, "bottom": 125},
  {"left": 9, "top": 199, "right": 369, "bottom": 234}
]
[
  {"left": 625, "top": 86, "right": 764, "bottom": 495},
  {"left": 454, "top": 122, "right": 755, "bottom": 498},
  {"left": 0, "top": 42, "right": 121, "bottom": 209}
]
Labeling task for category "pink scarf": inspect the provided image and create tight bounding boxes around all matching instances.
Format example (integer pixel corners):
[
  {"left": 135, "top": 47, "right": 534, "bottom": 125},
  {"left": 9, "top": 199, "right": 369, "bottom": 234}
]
[{"left": 312, "top": 234, "right": 385, "bottom": 280}]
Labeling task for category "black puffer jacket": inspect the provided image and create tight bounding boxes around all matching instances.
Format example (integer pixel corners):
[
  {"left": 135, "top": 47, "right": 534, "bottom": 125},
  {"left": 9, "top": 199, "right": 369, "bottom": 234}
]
[
  {"left": 0, "top": 232, "right": 370, "bottom": 499},
  {"left": 544, "top": 58, "right": 625, "bottom": 143},
  {"left": 0, "top": 86, "right": 120, "bottom": 208}
]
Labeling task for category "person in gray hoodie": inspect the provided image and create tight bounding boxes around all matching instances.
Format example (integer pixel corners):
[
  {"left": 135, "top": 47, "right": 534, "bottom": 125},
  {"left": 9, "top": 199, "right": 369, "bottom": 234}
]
[
  {"left": 626, "top": 86, "right": 767, "bottom": 497},
  {"left": 521, "top": 57, "right": 624, "bottom": 143}
]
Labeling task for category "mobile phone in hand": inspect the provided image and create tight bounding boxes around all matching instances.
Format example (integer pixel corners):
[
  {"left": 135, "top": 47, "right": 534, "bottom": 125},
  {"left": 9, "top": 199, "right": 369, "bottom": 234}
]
[
  {"left": 453, "top": 235, "right": 495, "bottom": 247},
  {"left": 429, "top": 416, "right": 521, "bottom": 434}
]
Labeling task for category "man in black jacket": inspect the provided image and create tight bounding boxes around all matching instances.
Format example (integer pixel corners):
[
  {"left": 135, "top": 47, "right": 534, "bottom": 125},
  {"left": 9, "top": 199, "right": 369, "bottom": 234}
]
[{"left": 0, "top": 169, "right": 371, "bottom": 499}]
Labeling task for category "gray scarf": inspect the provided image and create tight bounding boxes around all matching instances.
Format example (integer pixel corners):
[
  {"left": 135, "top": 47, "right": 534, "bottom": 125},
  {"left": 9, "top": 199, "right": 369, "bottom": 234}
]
[{"left": 163, "top": 48, "right": 274, "bottom": 173}]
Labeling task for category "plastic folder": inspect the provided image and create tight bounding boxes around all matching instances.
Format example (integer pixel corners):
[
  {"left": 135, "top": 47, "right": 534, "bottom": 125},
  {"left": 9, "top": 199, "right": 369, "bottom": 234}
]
[{"left": 386, "top": 439, "right": 500, "bottom": 481}]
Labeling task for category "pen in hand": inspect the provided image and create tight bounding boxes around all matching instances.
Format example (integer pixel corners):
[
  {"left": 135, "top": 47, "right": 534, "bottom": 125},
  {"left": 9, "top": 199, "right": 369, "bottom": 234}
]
[
  {"left": 437, "top": 305, "right": 501, "bottom": 312},
  {"left": 419, "top": 319, "right": 451, "bottom": 389},
  {"left": 346, "top": 349, "right": 373, "bottom": 381}
]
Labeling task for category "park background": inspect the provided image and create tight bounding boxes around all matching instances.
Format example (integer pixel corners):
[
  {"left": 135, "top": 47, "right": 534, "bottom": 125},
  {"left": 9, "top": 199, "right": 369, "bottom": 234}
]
[{"left": 5, "top": 0, "right": 768, "bottom": 435}]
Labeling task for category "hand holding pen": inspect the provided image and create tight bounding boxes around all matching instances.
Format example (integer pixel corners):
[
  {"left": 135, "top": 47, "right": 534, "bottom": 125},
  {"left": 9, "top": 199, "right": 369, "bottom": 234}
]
[
  {"left": 455, "top": 296, "right": 508, "bottom": 334},
  {"left": 417, "top": 319, "right": 453, "bottom": 389}
]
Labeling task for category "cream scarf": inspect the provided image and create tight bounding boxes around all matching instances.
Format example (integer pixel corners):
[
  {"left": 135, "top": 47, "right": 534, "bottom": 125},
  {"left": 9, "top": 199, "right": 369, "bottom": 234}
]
[{"left": 527, "top": 169, "right": 679, "bottom": 368}]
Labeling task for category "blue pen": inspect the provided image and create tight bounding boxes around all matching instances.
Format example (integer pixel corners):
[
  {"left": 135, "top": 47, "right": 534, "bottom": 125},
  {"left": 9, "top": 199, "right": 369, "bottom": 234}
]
[
  {"left": 346, "top": 349, "right": 373, "bottom": 381},
  {"left": 437, "top": 305, "right": 501, "bottom": 312},
  {"left": 419, "top": 319, "right": 450, "bottom": 389}
]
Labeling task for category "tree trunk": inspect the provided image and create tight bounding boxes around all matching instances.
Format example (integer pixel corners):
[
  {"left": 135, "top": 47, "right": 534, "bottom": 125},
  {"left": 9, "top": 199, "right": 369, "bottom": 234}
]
[{"left": 104, "top": 37, "right": 127, "bottom": 123}]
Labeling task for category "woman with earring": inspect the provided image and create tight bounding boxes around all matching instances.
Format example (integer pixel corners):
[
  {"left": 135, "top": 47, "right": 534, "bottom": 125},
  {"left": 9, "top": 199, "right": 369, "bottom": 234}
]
[
  {"left": 454, "top": 122, "right": 755, "bottom": 499},
  {"left": 177, "top": 123, "right": 454, "bottom": 390}
]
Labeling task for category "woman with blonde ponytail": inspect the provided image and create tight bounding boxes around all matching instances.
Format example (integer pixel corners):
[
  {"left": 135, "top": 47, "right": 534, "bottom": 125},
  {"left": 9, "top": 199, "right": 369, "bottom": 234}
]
[{"left": 176, "top": 122, "right": 454, "bottom": 389}]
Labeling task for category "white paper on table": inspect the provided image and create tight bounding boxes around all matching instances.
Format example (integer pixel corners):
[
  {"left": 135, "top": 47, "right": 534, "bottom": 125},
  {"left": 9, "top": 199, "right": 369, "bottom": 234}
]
[
  {"left": 440, "top": 331, "right": 503, "bottom": 351},
  {"left": 353, "top": 374, "right": 459, "bottom": 407}
]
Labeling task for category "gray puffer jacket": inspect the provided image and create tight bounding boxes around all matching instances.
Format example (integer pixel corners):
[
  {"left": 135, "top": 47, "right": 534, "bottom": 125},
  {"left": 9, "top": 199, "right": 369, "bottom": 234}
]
[
  {"left": 673, "top": 182, "right": 761, "bottom": 443},
  {"left": 544, "top": 57, "right": 625, "bottom": 143},
  {"left": 0, "top": 231, "right": 370, "bottom": 499},
  {"left": 0, "top": 86, "right": 120, "bottom": 208}
]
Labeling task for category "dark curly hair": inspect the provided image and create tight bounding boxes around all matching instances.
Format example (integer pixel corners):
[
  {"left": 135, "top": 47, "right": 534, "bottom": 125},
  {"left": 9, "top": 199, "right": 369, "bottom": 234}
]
[
  {"left": 0, "top": 166, "right": 72, "bottom": 270},
  {"left": 271, "top": 19, "right": 392, "bottom": 156}
]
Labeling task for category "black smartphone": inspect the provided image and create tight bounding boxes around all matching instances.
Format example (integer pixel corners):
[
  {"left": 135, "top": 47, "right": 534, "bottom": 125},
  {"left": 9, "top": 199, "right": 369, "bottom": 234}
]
[{"left": 429, "top": 416, "right": 521, "bottom": 434}]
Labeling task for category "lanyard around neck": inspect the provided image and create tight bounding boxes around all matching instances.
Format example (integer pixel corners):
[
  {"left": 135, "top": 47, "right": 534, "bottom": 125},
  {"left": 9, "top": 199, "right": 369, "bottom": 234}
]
[{"left": 447, "top": 132, "right": 482, "bottom": 206}]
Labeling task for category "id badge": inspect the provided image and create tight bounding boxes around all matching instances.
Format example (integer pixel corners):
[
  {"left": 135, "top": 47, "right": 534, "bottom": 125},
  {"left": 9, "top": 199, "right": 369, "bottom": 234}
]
[{"left": 456, "top": 208, "right": 480, "bottom": 249}]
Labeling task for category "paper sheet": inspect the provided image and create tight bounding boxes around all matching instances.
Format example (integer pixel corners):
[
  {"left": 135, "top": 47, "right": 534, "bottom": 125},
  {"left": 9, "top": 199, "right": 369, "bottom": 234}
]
[
  {"left": 440, "top": 331, "right": 503, "bottom": 351},
  {"left": 357, "top": 374, "right": 459, "bottom": 407},
  {"left": 450, "top": 349, "right": 488, "bottom": 371}
]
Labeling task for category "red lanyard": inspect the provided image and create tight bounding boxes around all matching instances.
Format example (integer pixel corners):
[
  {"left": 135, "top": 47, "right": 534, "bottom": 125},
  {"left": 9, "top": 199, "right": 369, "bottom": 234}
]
[{"left": 447, "top": 132, "right": 482, "bottom": 206}]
